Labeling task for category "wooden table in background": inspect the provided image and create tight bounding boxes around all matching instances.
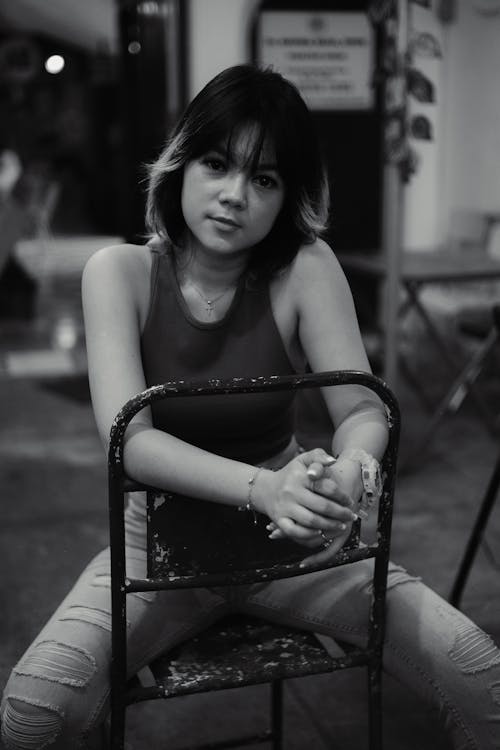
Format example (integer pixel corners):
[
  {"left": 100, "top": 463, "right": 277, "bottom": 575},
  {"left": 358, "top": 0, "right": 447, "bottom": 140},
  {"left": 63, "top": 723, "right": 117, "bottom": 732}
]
[{"left": 338, "top": 248, "right": 500, "bottom": 458}]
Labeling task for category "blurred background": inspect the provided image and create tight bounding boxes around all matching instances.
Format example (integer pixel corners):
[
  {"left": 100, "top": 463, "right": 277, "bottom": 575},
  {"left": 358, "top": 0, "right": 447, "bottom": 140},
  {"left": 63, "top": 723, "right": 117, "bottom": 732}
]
[
  {"left": 1, "top": 1, "right": 500, "bottom": 747},
  {"left": 1, "top": 0, "right": 500, "bottom": 374}
]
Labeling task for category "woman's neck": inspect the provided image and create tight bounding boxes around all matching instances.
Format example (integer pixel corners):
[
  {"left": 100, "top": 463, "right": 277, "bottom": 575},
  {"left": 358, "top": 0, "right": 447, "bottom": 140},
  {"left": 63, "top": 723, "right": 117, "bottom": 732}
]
[{"left": 175, "top": 239, "right": 249, "bottom": 293}]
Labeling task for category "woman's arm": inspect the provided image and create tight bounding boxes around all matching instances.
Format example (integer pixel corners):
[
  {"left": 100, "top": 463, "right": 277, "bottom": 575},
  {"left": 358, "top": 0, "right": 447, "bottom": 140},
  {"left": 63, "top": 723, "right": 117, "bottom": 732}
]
[
  {"left": 271, "top": 240, "right": 389, "bottom": 564},
  {"left": 293, "top": 239, "right": 388, "bottom": 460},
  {"left": 82, "top": 244, "right": 356, "bottom": 541}
]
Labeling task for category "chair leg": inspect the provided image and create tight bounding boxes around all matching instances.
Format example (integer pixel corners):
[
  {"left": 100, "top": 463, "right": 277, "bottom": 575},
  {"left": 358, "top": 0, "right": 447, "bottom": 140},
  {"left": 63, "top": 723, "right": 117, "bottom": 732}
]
[
  {"left": 271, "top": 680, "right": 283, "bottom": 750},
  {"left": 367, "top": 661, "right": 383, "bottom": 750},
  {"left": 449, "top": 451, "right": 500, "bottom": 609},
  {"left": 109, "top": 688, "right": 127, "bottom": 750}
]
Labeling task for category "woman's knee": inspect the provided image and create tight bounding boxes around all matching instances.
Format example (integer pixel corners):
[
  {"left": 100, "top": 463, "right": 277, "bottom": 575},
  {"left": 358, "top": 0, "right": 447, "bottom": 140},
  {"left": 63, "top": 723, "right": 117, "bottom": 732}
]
[
  {"left": 1, "top": 636, "right": 107, "bottom": 749},
  {"left": 1, "top": 695, "right": 63, "bottom": 749}
]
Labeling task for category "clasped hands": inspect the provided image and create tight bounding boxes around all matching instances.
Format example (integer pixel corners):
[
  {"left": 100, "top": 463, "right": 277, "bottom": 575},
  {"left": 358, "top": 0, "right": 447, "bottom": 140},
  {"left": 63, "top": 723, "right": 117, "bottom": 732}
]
[{"left": 255, "top": 448, "right": 363, "bottom": 568}]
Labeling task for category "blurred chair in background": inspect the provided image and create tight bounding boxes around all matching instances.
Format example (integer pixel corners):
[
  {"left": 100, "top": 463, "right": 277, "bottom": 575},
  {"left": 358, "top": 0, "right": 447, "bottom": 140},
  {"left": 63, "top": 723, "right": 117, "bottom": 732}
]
[
  {"left": 0, "top": 155, "right": 60, "bottom": 320},
  {"left": 449, "top": 306, "right": 500, "bottom": 608}
]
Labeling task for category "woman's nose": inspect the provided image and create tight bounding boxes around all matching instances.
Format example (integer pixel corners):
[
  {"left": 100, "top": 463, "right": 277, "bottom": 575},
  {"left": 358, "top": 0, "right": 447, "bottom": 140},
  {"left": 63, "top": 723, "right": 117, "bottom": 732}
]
[{"left": 219, "top": 172, "right": 247, "bottom": 208}]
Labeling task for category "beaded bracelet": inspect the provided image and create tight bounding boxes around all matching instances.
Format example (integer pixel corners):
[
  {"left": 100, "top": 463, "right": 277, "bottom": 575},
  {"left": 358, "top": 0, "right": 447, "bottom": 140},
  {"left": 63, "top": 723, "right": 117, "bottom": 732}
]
[
  {"left": 238, "top": 467, "right": 262, "bottom": 524},
  {"left": 337, "top": 448, "right": 383, "bottom": 517}
]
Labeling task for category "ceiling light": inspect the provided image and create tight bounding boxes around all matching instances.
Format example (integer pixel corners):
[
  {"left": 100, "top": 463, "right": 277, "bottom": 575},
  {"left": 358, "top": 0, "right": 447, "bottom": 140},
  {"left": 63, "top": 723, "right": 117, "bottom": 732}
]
[{"left": 45, "top": 55, "right": 65, "bottom": 75}]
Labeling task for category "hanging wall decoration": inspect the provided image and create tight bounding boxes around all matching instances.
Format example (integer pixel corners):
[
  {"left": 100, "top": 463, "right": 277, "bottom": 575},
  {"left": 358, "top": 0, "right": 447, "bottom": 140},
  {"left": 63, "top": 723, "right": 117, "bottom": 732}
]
[
  {"left": 369, "top": 0, "right": 419, "bottom": 183},
  {"left": 409, "top": 30, "right": 442, "bottom": 57},
  {"left": 410, "top": 114, "right": 433, "bottom": 139},
  {"left": 369, "top": 0, "right": 441, "bottom": 181},
  {"left": 407, "top": 67, "right": 435, "bottom": 102}
]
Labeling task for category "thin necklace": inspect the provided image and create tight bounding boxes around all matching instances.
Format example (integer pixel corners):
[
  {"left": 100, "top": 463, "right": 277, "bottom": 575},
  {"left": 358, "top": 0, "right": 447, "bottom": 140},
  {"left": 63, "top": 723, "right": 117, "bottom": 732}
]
[{"left": 190, "top": 281, "right": 235, "bottom": 316}]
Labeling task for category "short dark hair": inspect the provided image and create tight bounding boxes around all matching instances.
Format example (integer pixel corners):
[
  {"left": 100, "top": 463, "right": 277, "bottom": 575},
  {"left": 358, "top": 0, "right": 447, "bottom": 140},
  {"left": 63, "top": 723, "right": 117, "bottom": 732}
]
[{"left": 146, "top": 64, "right": 329, "bottom": 279}]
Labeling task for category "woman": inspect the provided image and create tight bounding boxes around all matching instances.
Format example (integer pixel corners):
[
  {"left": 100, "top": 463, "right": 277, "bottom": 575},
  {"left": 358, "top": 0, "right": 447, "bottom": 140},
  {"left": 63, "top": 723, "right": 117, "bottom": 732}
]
[{"left": 2, "top": 65, "right": 500, "bottom": 750}]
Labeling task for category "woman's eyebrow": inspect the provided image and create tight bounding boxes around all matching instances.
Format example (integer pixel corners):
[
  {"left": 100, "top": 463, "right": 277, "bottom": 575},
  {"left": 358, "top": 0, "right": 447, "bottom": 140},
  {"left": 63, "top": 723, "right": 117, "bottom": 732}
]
[{"left": 210, "top": 144, "right": 278, "bottom": 171}]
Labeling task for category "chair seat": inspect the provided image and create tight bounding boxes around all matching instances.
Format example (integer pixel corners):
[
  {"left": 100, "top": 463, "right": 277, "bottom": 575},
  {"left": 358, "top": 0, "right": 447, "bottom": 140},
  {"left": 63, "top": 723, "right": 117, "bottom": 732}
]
[{"left": 129, "top": 615, "right": 365, "bottom": 702}]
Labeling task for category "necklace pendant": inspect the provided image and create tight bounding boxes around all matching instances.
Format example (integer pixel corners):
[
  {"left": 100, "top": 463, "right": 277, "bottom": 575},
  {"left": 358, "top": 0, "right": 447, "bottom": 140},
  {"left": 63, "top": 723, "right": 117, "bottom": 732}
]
[{"left": 206, "top": 300, "right": 214, "bottom": 315}]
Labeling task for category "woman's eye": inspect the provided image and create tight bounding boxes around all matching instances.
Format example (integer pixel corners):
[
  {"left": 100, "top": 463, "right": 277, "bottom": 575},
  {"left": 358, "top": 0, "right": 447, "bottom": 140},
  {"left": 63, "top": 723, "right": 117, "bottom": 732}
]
[
  {"left": 254, "top": 174, "right": 277, "bottom": 189},
  {"left": 203, "top": 158, "right": 225, "bottom": 172}
]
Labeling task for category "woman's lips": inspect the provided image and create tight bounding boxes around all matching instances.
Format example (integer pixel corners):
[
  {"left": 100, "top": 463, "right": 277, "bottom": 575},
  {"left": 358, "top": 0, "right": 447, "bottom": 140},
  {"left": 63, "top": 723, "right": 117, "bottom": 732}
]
[{"left": 210, "top": 215, "right": 241, "bottom": 229}]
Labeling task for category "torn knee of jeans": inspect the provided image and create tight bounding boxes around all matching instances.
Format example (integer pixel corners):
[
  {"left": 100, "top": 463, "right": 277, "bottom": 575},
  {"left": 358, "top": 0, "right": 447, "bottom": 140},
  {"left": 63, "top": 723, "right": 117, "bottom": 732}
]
[
  {"left": 91, "top": 573, "right": 111, "bottom": 589},
  {"left": 2, "top": 695, "right": 63, "bottom": 749},
  {"left": 92, "top": 569, "right": 154, "bottom": 602},
  {"left": 449, "top": 622, "right": 500, "bottom": 674},
  {"left": 59, "top": 605, "right": 116, "bottom": 632},
  {"left": 60, "top": 604, "right": 130, "bottom": 630},
  {"left": 359, "top": 564, "right": 421, "bottom": 595},
  {"left": 386, "top": 565, "right": 421, "bottom": 591},
  {"left": 14, "top": 640, "right": 97, "bottom": 688}
]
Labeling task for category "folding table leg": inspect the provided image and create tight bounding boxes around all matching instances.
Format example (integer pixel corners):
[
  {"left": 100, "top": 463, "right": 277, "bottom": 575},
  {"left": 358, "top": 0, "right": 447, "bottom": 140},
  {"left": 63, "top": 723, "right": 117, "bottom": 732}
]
[
  {"left": 449, "top": 451, "right": 500, "bottom": 608},
  {"left": 405, "top": 327, "right": 499, "bottom": 466},
  {"left": 402, "top": 282, "right": 498, "bottom": 436}
]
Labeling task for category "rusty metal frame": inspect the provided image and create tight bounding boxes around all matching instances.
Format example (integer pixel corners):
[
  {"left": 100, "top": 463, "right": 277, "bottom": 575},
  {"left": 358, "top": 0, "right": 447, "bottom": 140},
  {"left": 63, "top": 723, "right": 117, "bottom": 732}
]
[{"left": 108, "top": 370, "right": 400, "bottom": 749}]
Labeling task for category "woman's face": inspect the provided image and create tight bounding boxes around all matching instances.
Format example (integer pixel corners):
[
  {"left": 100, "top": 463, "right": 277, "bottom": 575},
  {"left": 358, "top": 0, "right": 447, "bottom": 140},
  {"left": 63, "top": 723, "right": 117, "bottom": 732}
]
[{"left": 181, "top": 125, "right": 285, "bottom": 259}]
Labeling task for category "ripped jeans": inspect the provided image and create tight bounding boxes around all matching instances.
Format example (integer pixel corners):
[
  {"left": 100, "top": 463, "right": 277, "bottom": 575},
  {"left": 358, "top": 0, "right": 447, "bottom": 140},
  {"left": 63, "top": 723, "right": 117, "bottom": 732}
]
[
  {"left": 3, "top": 443, "right": 500, "bottom": 749},
  {"left": 2, "top": 553, "right": 500, "bottom": 750}
]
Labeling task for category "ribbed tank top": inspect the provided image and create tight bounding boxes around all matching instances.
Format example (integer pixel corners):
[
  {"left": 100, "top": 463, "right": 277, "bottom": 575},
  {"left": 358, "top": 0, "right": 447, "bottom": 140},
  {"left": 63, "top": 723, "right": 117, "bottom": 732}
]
[{"left": 140, "top": 243, "right": 297, "bottom": 464}]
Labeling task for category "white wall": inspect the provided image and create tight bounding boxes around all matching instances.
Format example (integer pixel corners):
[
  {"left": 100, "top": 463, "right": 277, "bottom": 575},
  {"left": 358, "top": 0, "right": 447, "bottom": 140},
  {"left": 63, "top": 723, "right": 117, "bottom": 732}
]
[
  {"left": 402, "top": 3, "right": 446, "bottom": 250},
  {"left": 188, "top": 0, "right": 260, "bottom": 98},
  {"left": 405, "top": 0, "right": 500, "bottom": 249},
  {"left": 187, "top": 0, "right": 500, "bottom": 251},
  {"left": 442, "top": 0, "right": 500, "bottom": 221}
]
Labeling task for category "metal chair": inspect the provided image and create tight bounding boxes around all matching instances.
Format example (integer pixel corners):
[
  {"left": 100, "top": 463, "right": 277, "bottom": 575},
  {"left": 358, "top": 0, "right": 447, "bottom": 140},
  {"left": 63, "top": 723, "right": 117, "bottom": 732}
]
[{"left": 108, "top": 371, "right": 400, "bottom": 750}]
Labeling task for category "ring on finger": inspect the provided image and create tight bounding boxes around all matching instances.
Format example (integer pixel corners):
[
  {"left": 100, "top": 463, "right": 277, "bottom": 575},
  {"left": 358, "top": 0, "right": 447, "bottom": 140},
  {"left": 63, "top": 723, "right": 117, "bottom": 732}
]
[{"left": 319, "top": 530, "right": 331, "bottom": 548}]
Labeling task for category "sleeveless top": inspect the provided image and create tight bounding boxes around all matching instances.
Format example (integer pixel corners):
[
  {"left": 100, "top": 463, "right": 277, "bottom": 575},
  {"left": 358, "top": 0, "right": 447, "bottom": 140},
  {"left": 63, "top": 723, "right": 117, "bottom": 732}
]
[{"left": 140, "top": 243, "right": 297, "bottom": 464}]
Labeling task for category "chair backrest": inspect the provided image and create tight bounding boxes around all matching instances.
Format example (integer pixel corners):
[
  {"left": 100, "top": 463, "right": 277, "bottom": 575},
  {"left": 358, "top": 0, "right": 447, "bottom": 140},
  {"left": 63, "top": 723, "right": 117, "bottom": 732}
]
[
  {"left": 448, "top": 209, "right": 490, "bottom": 252},
  {"left": 108, "top": 371, "right": 400, "bottom": 590}
]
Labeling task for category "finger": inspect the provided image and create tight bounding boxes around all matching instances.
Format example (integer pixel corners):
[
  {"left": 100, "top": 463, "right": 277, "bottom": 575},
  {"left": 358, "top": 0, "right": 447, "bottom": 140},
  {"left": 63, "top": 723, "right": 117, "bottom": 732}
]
[
  {"left": 267, "top": 521, "right": 325, "bottom": 539},
  {"left": 286, "top": 504, "right": 349, "bottom": 533},
  {"left": 311, "top": 477, "right": 354, "bottom": 508},
  {"left": 277, "top": 517, "right": 322, "bottom": 540},
  {"left": 306, "top": 461, "right": 326, "bottom": 481},
  {"left": 268, "top": 527, "right": 285, "bottom": 539},
  {"left": 299, "top": 534, "right": 348, "bottom": 568},
  {"left": 300, "top": 489, "right": 358, "bottom": 524},
  {"left": 276, "top": 516, "right": 347, "bottom": 541},
  {"left": 301, "top": 448, "right": 336, "bottom": 464},
  {"left": 300, "top": 449, "right": 336, "bottom": 475},
  {"left": 270, "top": 521, "right": 340, "bottom": 542}
]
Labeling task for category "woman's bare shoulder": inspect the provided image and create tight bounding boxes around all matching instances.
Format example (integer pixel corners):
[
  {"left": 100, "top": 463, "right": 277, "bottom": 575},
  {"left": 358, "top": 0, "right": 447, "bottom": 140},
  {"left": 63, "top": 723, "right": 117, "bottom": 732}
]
[
  {"left": 82, "top": 242, "right": 153, "bottom": 298},
  {"left": 294, "top": 237, "right": 342, "bottom": 272},
  {"left": 284, "top": 238, "right": 346, "bottom": 294},
  {"left": 83, "top": 242, "right": 151, "bottom": 278},
  {"left": 82, "top": 242, "right": 154, "bottom": 325}
]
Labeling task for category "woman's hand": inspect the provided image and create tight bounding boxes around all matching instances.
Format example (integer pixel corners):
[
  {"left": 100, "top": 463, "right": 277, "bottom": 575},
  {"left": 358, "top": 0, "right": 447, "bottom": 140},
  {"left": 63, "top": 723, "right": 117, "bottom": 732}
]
[
  {"left": 259, "top": 453, "right": 364, "bottom": 567},
  {"left": 253, "top": 449, "right": 358, "bottom": 551}
]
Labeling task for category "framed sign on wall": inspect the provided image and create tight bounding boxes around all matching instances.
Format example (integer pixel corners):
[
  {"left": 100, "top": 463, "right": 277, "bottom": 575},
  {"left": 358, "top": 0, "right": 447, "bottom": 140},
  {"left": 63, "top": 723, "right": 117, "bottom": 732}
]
[
  {"left": 252, "top": 0, "right": 384, "bottom": 328},
  {"left": 256, "top": 11, "right": 375, "bottom": 111}
]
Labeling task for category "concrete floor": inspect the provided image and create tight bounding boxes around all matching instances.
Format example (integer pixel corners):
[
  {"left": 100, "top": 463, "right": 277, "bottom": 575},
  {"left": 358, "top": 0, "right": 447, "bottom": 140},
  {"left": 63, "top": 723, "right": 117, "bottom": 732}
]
[{"left": 1, "top": 236, "right": 500, "bottom": 748}]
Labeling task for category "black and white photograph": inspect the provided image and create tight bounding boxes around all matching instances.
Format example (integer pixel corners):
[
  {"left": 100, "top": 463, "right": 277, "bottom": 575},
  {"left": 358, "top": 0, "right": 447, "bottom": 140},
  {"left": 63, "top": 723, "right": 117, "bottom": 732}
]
[{"left": 1, "top": 1, "right": 500, "bottom": 748}]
